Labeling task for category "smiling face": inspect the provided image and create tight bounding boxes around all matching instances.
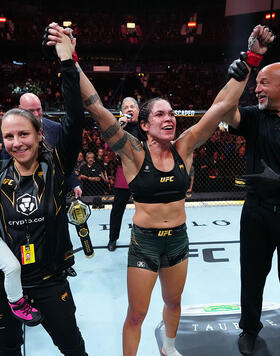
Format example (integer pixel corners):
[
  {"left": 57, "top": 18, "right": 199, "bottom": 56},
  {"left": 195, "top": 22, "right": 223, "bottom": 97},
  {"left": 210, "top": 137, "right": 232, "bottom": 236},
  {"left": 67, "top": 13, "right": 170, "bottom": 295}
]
[
  {"left": 140, "top": 99, "right": 176, "bottom": 142},
  {"left": 1, "top": 113, "right": 42, "bottom": 172},
  {"left": 255, "top": 63, "right": 280, "bottom": 112}
]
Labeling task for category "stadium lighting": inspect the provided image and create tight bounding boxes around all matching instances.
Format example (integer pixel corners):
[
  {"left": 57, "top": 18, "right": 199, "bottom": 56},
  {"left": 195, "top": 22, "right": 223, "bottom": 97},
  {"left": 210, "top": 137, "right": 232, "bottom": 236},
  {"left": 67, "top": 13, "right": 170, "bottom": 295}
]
[
  {"left": 0, "top": 17, "right": 7, "bottom": 22},
  {"left": 126, "top": 22, "right": 136, "bottom": 29},
  {"left": 93, "top": 66, "right": 110, "bottom": 72},
  {"left": 63, "top": 21, "right": 72, "bottom": 27},
  {"left": 265, "top": 12, "right": 276, "bottom": 20},
  {"left": 188, "top": 21, "right": 197, "bottom": 28}
]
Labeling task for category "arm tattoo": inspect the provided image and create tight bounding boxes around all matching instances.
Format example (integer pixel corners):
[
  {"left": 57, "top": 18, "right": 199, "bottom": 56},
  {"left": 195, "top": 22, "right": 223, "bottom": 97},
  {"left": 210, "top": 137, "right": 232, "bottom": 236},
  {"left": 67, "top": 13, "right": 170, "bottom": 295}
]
[
  {"left": 111, "top": 134, "right": 128, "bottom": 152},
  {"left": 84, "top": 94, "right": 102, "bottom": 107},
  {"left": 222, "top": 84, "right": 228, "bottom": 91},
  {"left": 127, "top": 133, "right": 143, "bottom": 152},
  {"left": 101, "top": 121, "right": 120, "bottom": 141},
  {"left": 101, "top": 123, "right": 143, "bottom": 153}
]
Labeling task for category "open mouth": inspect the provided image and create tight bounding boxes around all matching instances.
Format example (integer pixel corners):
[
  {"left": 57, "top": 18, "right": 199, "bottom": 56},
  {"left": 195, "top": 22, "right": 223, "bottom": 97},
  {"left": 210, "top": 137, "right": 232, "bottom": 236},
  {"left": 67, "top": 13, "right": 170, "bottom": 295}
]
[
  {"left": 162, "top": 125, "right": 173, "bottom": 130},
  {"left": 257, "top": 95, "right": 267, "bottom": 102}
]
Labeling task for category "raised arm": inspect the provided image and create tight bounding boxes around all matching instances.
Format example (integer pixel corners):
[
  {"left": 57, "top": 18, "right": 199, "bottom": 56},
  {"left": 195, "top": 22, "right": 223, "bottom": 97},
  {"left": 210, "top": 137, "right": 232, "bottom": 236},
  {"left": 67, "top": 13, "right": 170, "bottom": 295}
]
[
  {"left": 52, "top": 30, "right": 85, "bottom": 174},
  {"left": 77, "top": 65, "right": 143, "bottom": 160},
  {"left": 181, "top": 76, "right": 250, "bottom": 151},
  {"left": 214, "top": 25, "right": 275, "bottom": 128},
  {"left": 175, "top": 25, "right": 275, "bottom": 160},
  {"left": 47, "top": 23, "right": 143, "bottom": 165}
]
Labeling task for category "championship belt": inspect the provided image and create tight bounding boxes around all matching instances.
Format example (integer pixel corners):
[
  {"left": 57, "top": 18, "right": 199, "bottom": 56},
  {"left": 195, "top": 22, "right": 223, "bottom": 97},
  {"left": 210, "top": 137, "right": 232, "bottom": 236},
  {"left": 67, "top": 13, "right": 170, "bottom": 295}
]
[{"left": 67, "top": 200, "right": 94, "bottom": 258}]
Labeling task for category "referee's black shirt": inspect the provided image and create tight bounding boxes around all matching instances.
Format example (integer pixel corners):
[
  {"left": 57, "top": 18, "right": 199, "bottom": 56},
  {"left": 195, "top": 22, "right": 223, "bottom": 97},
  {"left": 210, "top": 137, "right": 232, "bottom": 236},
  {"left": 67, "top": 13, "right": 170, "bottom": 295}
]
[{"left": 229, "top": 105, "right": 280, "bottom": 203}]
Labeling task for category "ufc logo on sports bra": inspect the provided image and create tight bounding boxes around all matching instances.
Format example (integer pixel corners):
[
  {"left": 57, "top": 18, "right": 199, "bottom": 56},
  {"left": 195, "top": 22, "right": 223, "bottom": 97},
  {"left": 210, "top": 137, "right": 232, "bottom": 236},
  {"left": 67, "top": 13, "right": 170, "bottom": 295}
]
[
  {"left": 158, "top": 230, "right": 172, "bottom": 237},
  {"left": 160, "top": 176, "right": 174, "bottom": 183}
]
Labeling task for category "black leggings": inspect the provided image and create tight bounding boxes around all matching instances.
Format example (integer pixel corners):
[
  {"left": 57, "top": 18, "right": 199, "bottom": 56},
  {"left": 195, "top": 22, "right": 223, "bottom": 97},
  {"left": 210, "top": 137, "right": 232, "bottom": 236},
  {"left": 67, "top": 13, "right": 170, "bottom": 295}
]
[{"left": 0, "top": 274, "right": 87, "bottom": 356}]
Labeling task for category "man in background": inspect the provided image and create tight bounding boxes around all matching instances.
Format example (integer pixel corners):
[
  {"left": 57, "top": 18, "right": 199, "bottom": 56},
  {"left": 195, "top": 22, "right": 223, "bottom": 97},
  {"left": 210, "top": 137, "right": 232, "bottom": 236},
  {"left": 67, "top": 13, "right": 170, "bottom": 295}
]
[{"left": 107, "top": 97, "right": 140, "bottom": 251}]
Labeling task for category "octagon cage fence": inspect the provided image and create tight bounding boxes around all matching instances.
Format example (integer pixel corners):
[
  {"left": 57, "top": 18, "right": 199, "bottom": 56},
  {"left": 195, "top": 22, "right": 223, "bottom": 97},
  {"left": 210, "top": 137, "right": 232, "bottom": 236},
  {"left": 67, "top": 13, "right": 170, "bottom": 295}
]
[{"left": 45, "top": 109, "right": 246, "bottom": 208}]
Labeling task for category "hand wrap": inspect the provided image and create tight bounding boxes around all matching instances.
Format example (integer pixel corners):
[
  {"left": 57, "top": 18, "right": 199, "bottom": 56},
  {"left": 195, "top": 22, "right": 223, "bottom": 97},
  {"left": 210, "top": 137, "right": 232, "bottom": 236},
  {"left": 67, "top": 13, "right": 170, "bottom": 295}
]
[
  {"left": 240, "top": 51, "right": 263, "bottom": 68},
  {"left": 72, "top": 50, "right": 78, "bottom": 63}
]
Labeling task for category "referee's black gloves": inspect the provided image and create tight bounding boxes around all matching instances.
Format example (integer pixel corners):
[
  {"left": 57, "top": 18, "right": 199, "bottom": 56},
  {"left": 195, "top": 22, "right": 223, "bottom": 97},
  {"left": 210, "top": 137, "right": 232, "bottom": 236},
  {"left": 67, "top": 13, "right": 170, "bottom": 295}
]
[{"left": 227, "top": 59, "right": 249, "bottom": 82}]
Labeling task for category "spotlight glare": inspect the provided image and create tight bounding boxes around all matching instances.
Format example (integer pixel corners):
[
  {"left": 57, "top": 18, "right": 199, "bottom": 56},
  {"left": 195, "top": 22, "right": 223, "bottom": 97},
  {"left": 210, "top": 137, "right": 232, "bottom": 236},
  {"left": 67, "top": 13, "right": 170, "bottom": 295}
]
[
  {"left": 63, "top": 21, "right": 72, "bottom": 27},
  {"left": 127, "top": 22, "right": 136, "bottom": 29},
  {"left": 188, "top": 21, "right": 197, "bottom": 28}
]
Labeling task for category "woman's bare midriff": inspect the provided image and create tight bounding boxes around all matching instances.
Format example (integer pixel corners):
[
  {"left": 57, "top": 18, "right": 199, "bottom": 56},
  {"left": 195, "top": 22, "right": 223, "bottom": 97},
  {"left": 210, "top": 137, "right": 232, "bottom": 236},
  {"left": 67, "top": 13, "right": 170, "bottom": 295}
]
[{"left": 132, "top": 199, "right": 186, "bottom": 228}]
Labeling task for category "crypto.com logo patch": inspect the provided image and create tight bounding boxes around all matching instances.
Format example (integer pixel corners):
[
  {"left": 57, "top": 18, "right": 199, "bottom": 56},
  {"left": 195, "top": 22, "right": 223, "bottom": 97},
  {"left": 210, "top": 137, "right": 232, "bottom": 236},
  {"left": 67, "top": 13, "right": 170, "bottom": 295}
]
[{"left": 16, "top": 193, "right": 38, "bottom": 216}]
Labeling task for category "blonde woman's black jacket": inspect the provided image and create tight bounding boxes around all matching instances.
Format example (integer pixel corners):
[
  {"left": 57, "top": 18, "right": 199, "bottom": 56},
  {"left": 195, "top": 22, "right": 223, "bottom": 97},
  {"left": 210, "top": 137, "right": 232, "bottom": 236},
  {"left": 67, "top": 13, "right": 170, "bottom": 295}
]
[{"left": 0, "top": 60, "right": 84, "bottom": 287}]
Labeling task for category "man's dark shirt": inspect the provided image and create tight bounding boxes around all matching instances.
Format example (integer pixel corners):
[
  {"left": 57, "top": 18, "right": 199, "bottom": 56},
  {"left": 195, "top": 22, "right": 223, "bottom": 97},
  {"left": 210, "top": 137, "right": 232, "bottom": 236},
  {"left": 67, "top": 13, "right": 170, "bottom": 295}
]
[
  {"left": 229, "top": 105, "right": 280, "bottom": 202},
  {"left": 79, "top": 163, "right": 103, "bottom": 196}
]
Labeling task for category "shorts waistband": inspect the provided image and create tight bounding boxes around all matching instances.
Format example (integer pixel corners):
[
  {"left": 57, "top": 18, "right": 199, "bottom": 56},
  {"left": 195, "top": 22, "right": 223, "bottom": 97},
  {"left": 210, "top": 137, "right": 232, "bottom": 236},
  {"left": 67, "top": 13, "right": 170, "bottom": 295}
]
[{"left": 133, "top": 223, "right": 186, "bottom": 236}]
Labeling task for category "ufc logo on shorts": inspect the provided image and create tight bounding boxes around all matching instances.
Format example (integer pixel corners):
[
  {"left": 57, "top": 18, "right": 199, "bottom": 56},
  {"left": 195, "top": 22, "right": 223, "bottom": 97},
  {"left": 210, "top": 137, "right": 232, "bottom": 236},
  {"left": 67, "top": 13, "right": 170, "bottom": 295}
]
[
  {"left": 158, "top": 230, "right": 172, "bottom": 237},
  {"left": 160, "top": 176, "right": 174, "bottom": 183},
  {"left": 16, "top": 193, "right": 38, "bottom": 216}
]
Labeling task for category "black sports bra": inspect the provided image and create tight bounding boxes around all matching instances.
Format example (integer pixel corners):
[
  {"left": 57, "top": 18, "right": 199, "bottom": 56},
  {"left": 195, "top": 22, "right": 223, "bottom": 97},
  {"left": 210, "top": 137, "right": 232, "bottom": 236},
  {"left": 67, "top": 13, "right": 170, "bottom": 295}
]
[{"left": 129, "top": 142, "right": 190, "bottom": 203}]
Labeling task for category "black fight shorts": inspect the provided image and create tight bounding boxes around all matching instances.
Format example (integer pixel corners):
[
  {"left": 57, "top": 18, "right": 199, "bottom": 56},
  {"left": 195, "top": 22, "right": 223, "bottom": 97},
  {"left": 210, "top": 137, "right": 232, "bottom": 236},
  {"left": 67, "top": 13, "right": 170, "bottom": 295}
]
[{"left": 128, "top": 223, "right": 189, "bottom": 272}]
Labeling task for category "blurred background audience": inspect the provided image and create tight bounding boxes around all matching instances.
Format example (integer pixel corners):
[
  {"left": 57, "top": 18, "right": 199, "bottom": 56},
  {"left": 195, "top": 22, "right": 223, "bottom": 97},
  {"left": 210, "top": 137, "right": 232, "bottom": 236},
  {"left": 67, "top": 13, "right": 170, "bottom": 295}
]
[{"left": 0, "top": 0, "right": 279, "bottom": 200}]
